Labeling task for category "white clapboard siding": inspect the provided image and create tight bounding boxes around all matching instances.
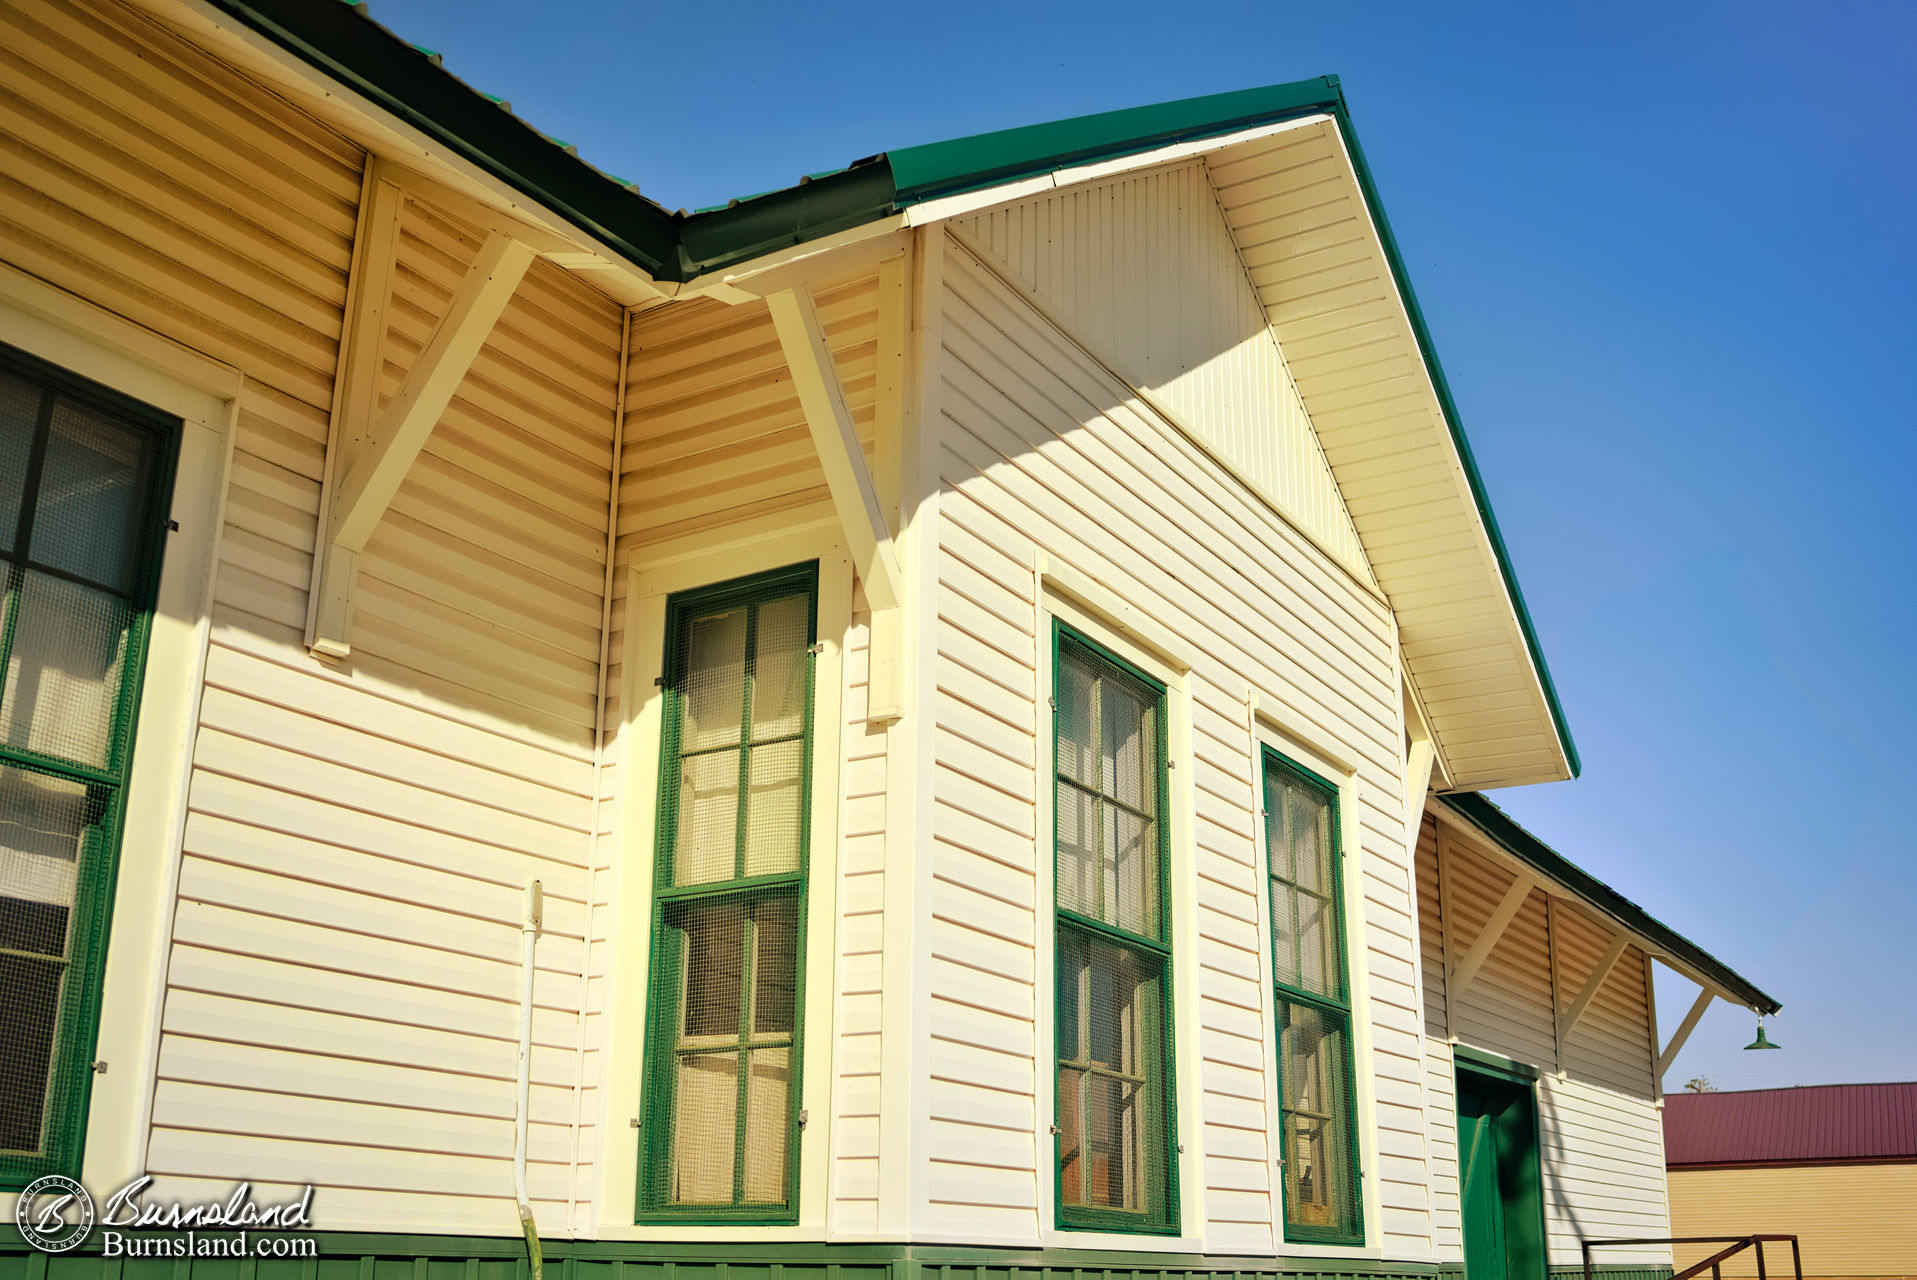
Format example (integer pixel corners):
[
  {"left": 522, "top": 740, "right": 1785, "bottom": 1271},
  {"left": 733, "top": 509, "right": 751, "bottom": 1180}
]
[
  {"left": 954, "top": 161, "right": 1369, "bottom": 582},
  {"left": 0, "top": 0, "right": 357, "bottom": 410},
  {"left": 1426, "top": 819, "right": 1671, "bottom": 1265},
  {"left": 0, "top": 0, "right": 629, "bottom": 1226},
  {"left": 931, "top": 242, "right": 1420, "bottom": 1250}
]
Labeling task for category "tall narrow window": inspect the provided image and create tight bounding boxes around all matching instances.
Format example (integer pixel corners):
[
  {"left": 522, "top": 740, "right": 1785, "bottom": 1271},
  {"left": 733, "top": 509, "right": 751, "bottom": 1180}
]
[
  {"left": 1263, "top": 750, "right": 1363, "bottom": 1244},
  {"left": 640, "top": 563, "right": 816, "bottom": 1221},
  {"left": 1052, "top": 625, "right": 1177, "bottom": 1233},
  {"left": 0, "top": 344, "right": 176, "bottom": 1186}
]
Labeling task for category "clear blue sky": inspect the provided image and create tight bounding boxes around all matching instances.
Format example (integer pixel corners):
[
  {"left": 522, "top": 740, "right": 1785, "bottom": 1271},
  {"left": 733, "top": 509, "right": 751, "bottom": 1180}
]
[{"left": 373, "top": 0, "right": 1915, "bottom": 1089}]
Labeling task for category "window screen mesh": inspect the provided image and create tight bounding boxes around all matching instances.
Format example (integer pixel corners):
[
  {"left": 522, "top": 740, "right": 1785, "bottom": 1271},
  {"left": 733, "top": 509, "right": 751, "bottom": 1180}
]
[
  {"left": 660, "top": 892, "right": 797, "bottom": 1206},
  {"left": 1277, "top": 997, "right": 1358, "bottom": 1238},
  {"left": 0, "top": 348, "right": 171, "bottom": 1181},
  {"left": 1053, "top": 630, "right": 1175, "bottom": 1230},
  {"left": 646, "top": 565, "right": 815, "bottom": 1216},
  {"left": 1266, "top": 764, "right": 1342, "bottom": 1002},
  {"left": 1056, "top": 642, "right": 1162, "bottom": 940},
  {"left": 1056, "top": 928, "right": 1169, "bottom": 1219},
  {"left": 1263, "top": 753, "right": 1361, "bottom": 1243}
]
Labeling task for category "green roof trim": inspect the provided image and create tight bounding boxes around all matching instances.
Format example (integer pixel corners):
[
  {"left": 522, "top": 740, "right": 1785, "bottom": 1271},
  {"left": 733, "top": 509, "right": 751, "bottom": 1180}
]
[
  {"left": 198, "top": 2, "right": 1580, "bottom": 773},
  {"left": 1441, "top": 792, "right": 1779, "bottom": 1016},
  {"left": 884, "top": 78, "right": 1346, "bottom": 204}
]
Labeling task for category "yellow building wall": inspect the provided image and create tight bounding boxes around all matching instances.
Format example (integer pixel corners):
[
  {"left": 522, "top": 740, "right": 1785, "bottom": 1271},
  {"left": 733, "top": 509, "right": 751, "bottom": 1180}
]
[{"left": 1669, "top": 1163, "right": 1917, "bottom": 1280}]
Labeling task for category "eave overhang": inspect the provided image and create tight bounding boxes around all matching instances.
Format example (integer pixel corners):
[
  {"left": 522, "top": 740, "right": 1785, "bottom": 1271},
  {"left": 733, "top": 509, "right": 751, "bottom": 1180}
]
[
  {"left": 1439, "top": 792, "right": 1780, "bottom": 1016},
  {"left": 159, "top": 0, "right": 1577, "bottom": 786}
]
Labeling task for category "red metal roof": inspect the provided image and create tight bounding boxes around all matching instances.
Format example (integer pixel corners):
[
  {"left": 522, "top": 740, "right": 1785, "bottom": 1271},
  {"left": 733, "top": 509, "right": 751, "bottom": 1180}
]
[{"left": 1664, "top": 1082, "right": 1917, "bottom": 1166}]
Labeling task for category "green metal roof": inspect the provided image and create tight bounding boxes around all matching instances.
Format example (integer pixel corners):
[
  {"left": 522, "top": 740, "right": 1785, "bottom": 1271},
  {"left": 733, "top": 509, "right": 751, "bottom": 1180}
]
[
  {"left": 206, "top": 0, "right": 1578, "bottom": 779},
  {"left": 1441, "top": 793, "right": 1780, "bottom": 1016}
]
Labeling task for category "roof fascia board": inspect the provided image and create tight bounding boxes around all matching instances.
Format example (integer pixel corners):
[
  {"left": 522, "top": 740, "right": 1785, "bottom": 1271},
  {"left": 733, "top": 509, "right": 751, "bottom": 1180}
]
[
  {"left": 686, "top": 224, "right": 915, "bottom": 302},
  {"left": 185, "top": 0, "right": 681, "bottom": 282},
  {"left": 899, "top": 113, "right": 1332, "bottom": 228},
  {"left": 1436, "top": 792, "right": 1779, "bottom": 1015},
  {"left": 676, "top": 162, "right": 903, "bottom": 280},
  {"left": 1324, "top": 102, "right": 1581, "bottom": 779}
]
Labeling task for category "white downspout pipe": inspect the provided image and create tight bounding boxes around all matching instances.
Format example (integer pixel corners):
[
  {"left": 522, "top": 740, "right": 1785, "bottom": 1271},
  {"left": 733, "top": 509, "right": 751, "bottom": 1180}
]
[{"left": 516, "top": 880, "right": 545, "bottom": 1280}]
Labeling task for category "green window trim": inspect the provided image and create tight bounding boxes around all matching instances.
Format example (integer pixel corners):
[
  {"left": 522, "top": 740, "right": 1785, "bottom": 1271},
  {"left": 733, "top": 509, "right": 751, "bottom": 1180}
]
[
  {"left": 1050, "top": 623, "right": 1180, "bottom": 1236},
  {"left": 0, "top": 341, "right": 179, "bottom": 1191},
  {"left": 1261, "top": 749, "right": 1364, "bottom": 1248},
  {"left": 636, "top": 562, "right": 819, "bottom": 1224}
]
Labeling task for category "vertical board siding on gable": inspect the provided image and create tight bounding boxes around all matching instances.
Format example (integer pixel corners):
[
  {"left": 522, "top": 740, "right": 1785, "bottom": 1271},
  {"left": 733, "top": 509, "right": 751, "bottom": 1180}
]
[
  {"left": 933, "top": 245, "right": 1425, "bottom": 1251},
  {"left": 954, "top": 161, "right": 1370, "bottom": 584},
  {"left": 580, "top": 277, "right": 887, "bottom": 1234},
  {"left": 1423, "top": 823, "right": 1671, "bottom": 1266},
  {"left": 0, "top": 0, "right": 629, "bottom": 1232}
]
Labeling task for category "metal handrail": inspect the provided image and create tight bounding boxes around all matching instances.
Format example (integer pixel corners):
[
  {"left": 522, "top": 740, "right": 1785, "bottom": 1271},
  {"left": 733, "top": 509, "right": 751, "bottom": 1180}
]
[{"left": 1583, "top": 1235, "right": 1802, "bottom": 1280}]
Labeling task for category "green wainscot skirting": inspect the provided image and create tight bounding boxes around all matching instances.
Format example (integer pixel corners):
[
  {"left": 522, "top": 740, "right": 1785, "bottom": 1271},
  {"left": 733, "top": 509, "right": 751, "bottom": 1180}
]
[{"left": 0, "top": 1232, "right": 1674, "bottom": 1280}]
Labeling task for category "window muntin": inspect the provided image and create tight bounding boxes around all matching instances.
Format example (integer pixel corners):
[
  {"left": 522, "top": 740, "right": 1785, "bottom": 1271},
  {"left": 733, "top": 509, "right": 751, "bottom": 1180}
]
[
  {"left": 1264, "top": 751, "right": 1363, "bottom": 1244},
  {"left": 641, "top": 563, "right": 817, "bottom": 1221},
  {"left": 0, "top": 345, "right": 175, "bottom": 1186},
  {"left": 1052, "top": 626, "right": 1177, "bottom": 1233}
]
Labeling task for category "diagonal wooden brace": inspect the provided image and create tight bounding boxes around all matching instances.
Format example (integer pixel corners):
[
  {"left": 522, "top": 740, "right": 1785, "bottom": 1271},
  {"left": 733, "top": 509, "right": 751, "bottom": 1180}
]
[
  {"left": 767, "top": 284, "right": 906, "bottom": 723},
  {"left": 310, "top": 226, "right": 534, "bottom": 657},
  {"left": 1449, "top": 873, "right": 1535, "bottom": 1000}
]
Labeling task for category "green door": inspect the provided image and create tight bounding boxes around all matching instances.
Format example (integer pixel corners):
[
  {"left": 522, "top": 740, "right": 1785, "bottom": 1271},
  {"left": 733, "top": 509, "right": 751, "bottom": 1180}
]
[{"left": 1456, "top": 1067, "right": 1546, "bottom": 1280}]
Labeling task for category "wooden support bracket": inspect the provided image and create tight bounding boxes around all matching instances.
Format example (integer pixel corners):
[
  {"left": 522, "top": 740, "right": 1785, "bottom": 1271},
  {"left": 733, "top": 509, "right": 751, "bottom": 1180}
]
[
  {"left": 767, "top": 283, "right": 907, "bottom": 724},
  {"left": 1449, "top": 873, "right": 1535, "bottom": 1000},
  {"left": 1559, "top": 929, "right": 1631, "bottom": 1043},
  {"left": 309, "top": 178, "right": 537, "bottom": 658},
  {"left": 1656, "top": 987, "right": 1715, "bottom": 1080}
]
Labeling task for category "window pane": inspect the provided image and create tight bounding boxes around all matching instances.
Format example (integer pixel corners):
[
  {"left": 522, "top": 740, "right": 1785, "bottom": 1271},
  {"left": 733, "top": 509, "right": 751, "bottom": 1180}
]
[
  {"left": 1289, "top": 783, "right": 1328, "bottom": 895},
  {"left": 30, "top": 400, "right": 149, "bottom": 592},
  {"left": 1057, "top": 1066, "right": 1086, "bottom": 1204},
  {"left": 673, "top": 749, "right": 740, "bottom": 886},
  {"left": 1106, "top": 801, "right": 1157, "bottom": 939},
  {"left": 1056, "top": 641, "right": 1164, "bottom": 941},
  {"left": 751, "top": 895, "right": 798, "bottom": 1036},
  {"left": 1056, "top": 927, "right": 1165, "bottom": 1218},
  {"left": 0, "top": 953, "right": 63, "bottom": 1155},
  {"left": 1278, "top": 999, "right": 1357, "bottom": 1238},
  {"left": 1055, "top": 647, "right": 1097, "bottom": 790},
  {"left": 1100, "top": 676, "right": 1156, "bottom": 814},
  {"left": 740, "top": 1046, "right": 791, "bottom": 1202},
  {"left": 680, "top": 606, "right": 747, "bottom": 752},
  {"left": 672, "top": 900, "right": 743, "bottom": 1041},
  {"left": 742, "top": 738, "right": 803, "bottom": 878},
  {"left": 671, "top": 1052, "right": 738, "bottom": 1204},
  {"left": 1056, "top": 780, "right": 1099, "bottom": 920},
  {"left": 1271, "top": 880, "right": 1299, "bottom": 990},
  {"left": 749, "top": 592, "right": 810, "bottom": 740},
  {"left": 2, "top": 570, "right": 135, "bottom": 771},
  {"left": 1297, "top": 890, "right": 1331, "bottom": 997},
  {"left": 0, "top": 370, "right": 38, "bottom": 554},
  {"left": 0, "top": 766, "right": 91, "bottom": 1157}
]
